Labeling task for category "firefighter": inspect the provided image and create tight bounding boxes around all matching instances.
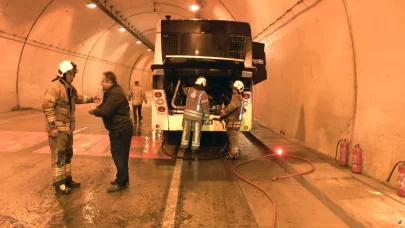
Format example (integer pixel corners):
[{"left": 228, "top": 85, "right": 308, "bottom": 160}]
[
  {"left": 42, "top": 60, "right": 99, "bottom": 194},
  {"left": 219, "top": 80, "right": 244, "bottom": 160},
  {"left": 180, "top": 76, "right": 210, "bottom": 152}
]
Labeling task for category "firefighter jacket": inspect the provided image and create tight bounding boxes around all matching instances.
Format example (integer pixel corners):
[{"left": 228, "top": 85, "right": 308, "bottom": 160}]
[
  {"left": 93, "top": 84, "right": 132, "bottom": 132},
  {"left": 220, "top": 93, "right": 243, "bottom": 130},
  {"left": 42, "top": 77, "right": 94, "bottom": 133},
  {"left": 182, "top": 86, "right": 210, "bottom": 121},
  {"left": 129, "top": 85, "right": 146, "bottom": 106}
]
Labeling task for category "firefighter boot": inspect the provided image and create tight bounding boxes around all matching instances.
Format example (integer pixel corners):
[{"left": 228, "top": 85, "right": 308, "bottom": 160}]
[
  {"left": 226, "top": 151, "right": 240, "bottom": 160},
  {"left": 66, "top": 176, "right": 81, "bottom": 188},
  {"left": 54, "top": 180, "right": 71, "bottom": 194}
]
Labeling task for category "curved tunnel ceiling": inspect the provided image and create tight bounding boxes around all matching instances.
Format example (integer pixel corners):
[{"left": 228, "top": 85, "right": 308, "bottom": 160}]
[
  {"left": 3, "top": 0, "right": 291, "bottom": 111},
  {"left": 0, "top": 0, "right": 334, "bottom": 112}
]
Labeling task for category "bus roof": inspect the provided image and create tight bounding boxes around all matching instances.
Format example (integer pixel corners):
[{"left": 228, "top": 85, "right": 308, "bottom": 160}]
[{"left": 158, "top": 19, "right": 251, "bottom": 36}]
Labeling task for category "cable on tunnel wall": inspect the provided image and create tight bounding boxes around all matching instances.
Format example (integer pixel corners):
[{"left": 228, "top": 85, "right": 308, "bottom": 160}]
[
  {"left": 254, "top": 0, "right": 306, "bottom": 41},
  {"left": 113, "top": 42, "right": 136, "bottom": 73},
  {"left": 0, "top": 29, "right": 134, "bottom": 67},
  {"left": 15, "top": 0, "right": 55, "bottom": 109},
  {"left": 80, "top": 22, "right": 117, "bottom": 94},
  {"left": 216, "top": 0, "right": 236, "bottom": 21},
  {"left": 342, "top": 0, "right": 358, "bottom": 148},
  {"left": 125, "top": 11, "right": 188, "bottom": 20}
]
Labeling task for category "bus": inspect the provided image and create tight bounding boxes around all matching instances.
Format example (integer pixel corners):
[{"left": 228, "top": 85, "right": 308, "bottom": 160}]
[{"left": 150, "top": 18, "right": 265, "bottom": 134}]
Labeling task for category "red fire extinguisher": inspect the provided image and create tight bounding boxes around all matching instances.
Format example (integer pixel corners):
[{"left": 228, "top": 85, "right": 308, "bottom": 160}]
[
  {"left": 398, "top": 162, "right": 405, "bottom": 197},
  {"left": 339, "top": 139, "right": 349, "bottom": 166},
  {"left": 352, "top": 144, "right": 362, "bottom": 174}
]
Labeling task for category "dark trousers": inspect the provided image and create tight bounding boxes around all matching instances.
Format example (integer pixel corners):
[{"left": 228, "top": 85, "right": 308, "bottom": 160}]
[
  {"left": 109, "top": 126, "right": 133, "bottom": 187},
  {"left": 132, "top": 105, "right": 142, "bottom": 121}
]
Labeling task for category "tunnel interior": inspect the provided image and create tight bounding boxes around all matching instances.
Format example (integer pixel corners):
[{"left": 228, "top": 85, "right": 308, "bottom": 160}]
[{"left": 1, "top": 0, "right": 405, "bottom": 185}]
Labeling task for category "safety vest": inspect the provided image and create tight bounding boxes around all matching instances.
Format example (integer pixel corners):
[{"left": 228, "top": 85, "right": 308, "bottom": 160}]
[{"left": 183, "top": 87, "right": 210, "bottom": 121}]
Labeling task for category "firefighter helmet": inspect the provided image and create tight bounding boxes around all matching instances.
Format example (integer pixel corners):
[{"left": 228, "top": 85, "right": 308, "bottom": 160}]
[
  {"left": 195, "top": 76, "right": 206, "bottom": 87},
  {"left": 233, "top": 80, "right": 244, "bottom": 92},
  {"left": 58, "top": 60, "right": 78, "bottom": 76}
]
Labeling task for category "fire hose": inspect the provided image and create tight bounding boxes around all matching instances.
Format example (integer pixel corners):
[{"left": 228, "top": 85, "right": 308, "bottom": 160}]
[{"left": 232, "top": 148, "right": 316, "bottom": 228}]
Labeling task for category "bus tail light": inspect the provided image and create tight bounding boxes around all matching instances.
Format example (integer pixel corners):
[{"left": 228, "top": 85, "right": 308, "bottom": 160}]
[
  {"left": 156, "top": 99, "right": 164, "bottom": 105},
  {"left": 158, "top": 107, "right": 166, "bottom": 112},
  {"left": 154, "top": 92, "right": 162, "bottom": 98}
]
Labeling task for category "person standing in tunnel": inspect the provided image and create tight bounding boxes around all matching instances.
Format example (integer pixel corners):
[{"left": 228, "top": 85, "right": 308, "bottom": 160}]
[
  {"left": 180, "top": 76, "right": 210, "bottom": 152},
  {"left": 88, "top": 71, "right": 133, "bottom": 193},
  {"left": 219, "top": 80, "right": 244, "bottom": 160},
  {"left": 42, "top": 60, "right": 100, "bottom": 194},
  {"left": 128, "top": 81, "right": 147, "bottom": 123}
]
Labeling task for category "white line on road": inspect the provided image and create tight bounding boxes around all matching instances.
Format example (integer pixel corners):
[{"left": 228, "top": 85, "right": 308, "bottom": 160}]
[
  {"left": 73, "top": 127, "right": 88, "bottom": 134},
  {"left": 162, "top": 149, "right": 183, "bottom": 228}
]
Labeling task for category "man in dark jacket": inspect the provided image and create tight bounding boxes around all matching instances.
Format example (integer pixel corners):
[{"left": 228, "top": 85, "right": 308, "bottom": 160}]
[{"left": 88, "top": 71, "right": 133, "bottom": 192}]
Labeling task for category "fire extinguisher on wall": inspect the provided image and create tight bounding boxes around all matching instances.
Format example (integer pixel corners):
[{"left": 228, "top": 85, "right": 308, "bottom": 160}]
[
  {"left": 352, "top": 144, "right": 362, "bottom": 174},
  {"left": 386, "top": 161, "right": 405, "bottom": 197},
  {"left": 335, "top": 139, "right": 349, "bottom": 166}
]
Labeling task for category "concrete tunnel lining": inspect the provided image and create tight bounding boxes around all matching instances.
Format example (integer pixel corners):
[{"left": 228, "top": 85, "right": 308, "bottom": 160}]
[{"left": 1, "top": 0, "right": 405, "bottom": 184}]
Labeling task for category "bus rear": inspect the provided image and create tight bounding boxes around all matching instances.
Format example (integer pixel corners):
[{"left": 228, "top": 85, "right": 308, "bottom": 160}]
[{"left": 150, "top": 19, "right": 255, "bottom": 132}]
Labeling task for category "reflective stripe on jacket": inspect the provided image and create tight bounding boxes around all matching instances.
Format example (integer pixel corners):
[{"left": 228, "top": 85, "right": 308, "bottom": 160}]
[
  {"left": 183, "top": 86, "right": 210, "bottom": 121},
  {"left": 220, "top": 94, "right": 243, "bottom": 130}
]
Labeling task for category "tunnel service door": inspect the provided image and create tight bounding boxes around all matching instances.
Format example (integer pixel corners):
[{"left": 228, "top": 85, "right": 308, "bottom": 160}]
[{"left": 252, "top": 42, "right": 267, "bottom": 85}]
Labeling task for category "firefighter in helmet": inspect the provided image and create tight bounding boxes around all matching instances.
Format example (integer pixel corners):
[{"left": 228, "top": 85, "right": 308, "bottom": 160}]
[
  {"left": 180, "top": 76, "right": 210, "bottom": 152},
  {"left": 219, "top": 80, "right": 244, "bottom": 159},
  {"left": 42, "top": 60, "right": 100, "bottom": 194}
]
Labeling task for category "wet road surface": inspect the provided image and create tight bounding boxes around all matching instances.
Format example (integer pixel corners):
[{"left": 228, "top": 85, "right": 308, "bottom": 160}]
[{"left": 0, "top": 95, "right": 349, "bottom": 227}]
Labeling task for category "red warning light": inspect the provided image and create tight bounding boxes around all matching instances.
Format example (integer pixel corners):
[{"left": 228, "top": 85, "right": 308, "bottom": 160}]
[{"left": 276, "top": 148, "right": 283, "bottom": 156}]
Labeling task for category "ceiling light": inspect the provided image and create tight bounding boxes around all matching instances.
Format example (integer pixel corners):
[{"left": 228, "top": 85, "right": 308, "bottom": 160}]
[
  {"left": 147, "top": 49, "right": 151, "bottom": 51},
  {"left": 189, "top": 4, "right": 199, "bottom": 11},
  {"left": 87, "top": 3, "right": 97, "bottom": 8},
  {"left": 119, "top": 27, "right": 125, "bottom": 32},
  {"left": 136, "top": 41, "right": 141, "bottom": 44}
]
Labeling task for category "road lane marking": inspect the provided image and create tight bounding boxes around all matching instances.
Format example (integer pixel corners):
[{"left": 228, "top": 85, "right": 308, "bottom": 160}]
[{"left": 162, "top": 149, "right": 183, "bottom": 228}]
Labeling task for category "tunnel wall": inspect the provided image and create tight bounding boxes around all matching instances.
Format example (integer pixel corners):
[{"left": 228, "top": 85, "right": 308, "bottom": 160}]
[
  {"left": 0, "top": 0, "right": 403, "bottom": 184},
  {"left": 253, "top": 0, "right": 405, "bottom": 184},
  {"left": 0, "top": 0, "right": 152, "bottom": 112}
]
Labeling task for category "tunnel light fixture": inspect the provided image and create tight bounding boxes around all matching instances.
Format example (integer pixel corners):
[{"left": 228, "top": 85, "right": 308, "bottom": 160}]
[
  {"left": 119, "top": 27, "right": 125, "bottom": 32},
  {"left": 147, "top": 49, "right": 151, "bottom": 51},
  {"left": 189, "top": 4, "right": 199, "bottom": 11},
  {"left": 136, "top": 40, "right": 142, "bottom": 44},
  {"left": 87, "top": 3, "right": 97, "bottom": 8}
]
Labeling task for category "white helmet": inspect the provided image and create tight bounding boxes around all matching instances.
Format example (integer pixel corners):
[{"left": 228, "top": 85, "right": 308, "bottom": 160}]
[
  {"left": 195, "top": 76, "right": 206, "bottom": 87},
  {"left": 233, "top": 80, "right": 244, "bottom": 92},
  {"left": 58, "top": 60, "right": 78, "bottom": 76}
]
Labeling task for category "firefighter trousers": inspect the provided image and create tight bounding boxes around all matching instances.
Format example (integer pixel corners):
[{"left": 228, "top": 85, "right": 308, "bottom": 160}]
[
  {"left": 49, "top": 132, "right": 74, "bottom": 184},
  {"left": 180, "top": 118, "right": 202, "bottom": 151},
  {"left": 227, "top": 129, "right": 239, "bottom": 156}
]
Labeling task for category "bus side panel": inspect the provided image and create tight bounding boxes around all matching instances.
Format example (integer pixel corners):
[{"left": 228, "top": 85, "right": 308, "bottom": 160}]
[
  {"left": 240, "top": 104, "right": 252, "bottom": 132},
  {"left": 151, "top": 89, "right": 169, "bottom": 130}
]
